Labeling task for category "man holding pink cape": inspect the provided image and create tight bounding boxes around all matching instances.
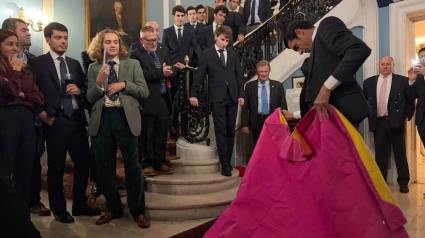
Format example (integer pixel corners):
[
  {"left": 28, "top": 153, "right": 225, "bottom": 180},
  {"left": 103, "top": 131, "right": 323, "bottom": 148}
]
[{"left": 205, "top": 107, "right": 408, "bottom": 238}]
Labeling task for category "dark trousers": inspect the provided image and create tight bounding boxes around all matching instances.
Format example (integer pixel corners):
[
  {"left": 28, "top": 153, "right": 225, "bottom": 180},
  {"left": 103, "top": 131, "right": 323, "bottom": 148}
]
[
  {"left": 417, "top": 112, "right": 425, "bottom": 147},
  {"left": 307, "top": 101, "right": 360, "bottom": 128},
  {"left": 91, "top": 108, "right": 145, "bottom": 218},
  {"left": 0, "top": 106, "right": 36, "bottom": 209},
  {"left": 29, "top": 128, "right": 44, "bottom": 207},
  {"left": 44, "top": 111, "right": 90, "bottom": 215},
  {"left": 140, "top": 97, "right": 170, "bottom": 170},
  {"left": 374, "top": 118, "right": 410, "bottom": 186},
  {"left": 252, "top": 114, "right": 268, "bottom": 143},
  {"left": 0, "top": 180, "right": 41, "bottom": 238},
  {"left": 211, "top": 92, "right": 238, "bottom": 168}
]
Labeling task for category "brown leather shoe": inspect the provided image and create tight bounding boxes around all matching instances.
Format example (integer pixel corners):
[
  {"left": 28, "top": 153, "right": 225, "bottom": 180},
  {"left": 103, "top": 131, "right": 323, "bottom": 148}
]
[
  {"left": 95, "top": 212, "right": 121, "bottom": 225},
  {"left": 399, "top": 185, "right": 409, "bottom": 193},
  {"left": 136, "top": 214, "right": 150, "bottom": 228},
  {"left": 143, "top": 166, "right": 156, "bottom": 176},
  {"left": 30, "top": 202, "right": 51, "bottom": 216},
  {"left": 159, "top": 164, "right": 174, "bottom": 175}
]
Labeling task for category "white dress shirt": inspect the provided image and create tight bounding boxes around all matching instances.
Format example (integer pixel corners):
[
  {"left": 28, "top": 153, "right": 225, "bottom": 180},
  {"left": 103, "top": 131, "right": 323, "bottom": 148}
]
[
  {"left": 376, "top": 73, "right": 392, "bottom": 116},
  {"left": 214, "top": 44, "right": 227, "bottom": 65},
  {"left": 174, "top": 24, "right": 184, "bottom": 38},
  {"left": 257, "top": 79, "right": 270, "bottom": 114},
  {"left": 97, "top": 57, "right": 122, "bottom": 107},
  {"left": 213, "top": 22, "right": 221, "bottom": 34},
  {"left": 311, "top": 25, "right": 342, "bottom": 91},
  {"left": 49, "top": 51, "right": 79, "bottom": 109}
]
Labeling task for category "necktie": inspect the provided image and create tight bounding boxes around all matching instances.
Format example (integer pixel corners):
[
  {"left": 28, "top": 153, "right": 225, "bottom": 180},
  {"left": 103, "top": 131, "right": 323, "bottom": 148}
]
[
  {"left": 218, "top": 49, "right": 225, "bottom": 66},
  {"left": 149, "top": 52, "right": 167, "bottom": 94},
  {"left": 378, "top": 76, "right": 387, "bottom": 116},
  {"left": 251, "top": 0, "right": 257, "bottom": 25},
  {"left": 261, "top": 82, "right": 269, "bottom": 115},
  {"left": 57, "top": 57, "right": 74, "bottom": 117},
  {"left": 177, "top": 28, "right": 182, "bottom": 45},
  {"left": 107, "top": 61, "right": 119, "bottom": 101}
]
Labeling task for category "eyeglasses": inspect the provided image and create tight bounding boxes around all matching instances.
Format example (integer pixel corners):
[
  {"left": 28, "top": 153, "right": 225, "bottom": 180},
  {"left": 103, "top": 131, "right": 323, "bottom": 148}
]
[{"left": 142, "top": 37, "right": 158, "bottom": 44}]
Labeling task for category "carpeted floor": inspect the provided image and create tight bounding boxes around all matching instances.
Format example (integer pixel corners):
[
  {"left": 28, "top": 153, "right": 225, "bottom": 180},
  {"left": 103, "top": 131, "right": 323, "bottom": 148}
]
[{"left": 170, "top": 219, "right": 217, "bottom": 238}]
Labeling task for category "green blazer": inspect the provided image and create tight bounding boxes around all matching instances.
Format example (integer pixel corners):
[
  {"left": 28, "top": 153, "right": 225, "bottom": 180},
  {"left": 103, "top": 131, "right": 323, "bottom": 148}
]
[{"left": 87, "top": 58, "right": 149, "bottom": 136}]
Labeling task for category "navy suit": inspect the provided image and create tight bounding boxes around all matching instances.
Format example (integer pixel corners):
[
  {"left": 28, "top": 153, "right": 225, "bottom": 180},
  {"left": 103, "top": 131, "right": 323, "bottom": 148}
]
[
  {"left": 28, "top": 53, "right": 91, "bottom": 215},
  {"left": 244, "top": 0, "right": 272, "bottom": 24},
  {"left": 190, "top": 47, "right": 243, "bottom": 170},
  {"left": 162, "top": 26, "right": 202, "bottom": 65}
]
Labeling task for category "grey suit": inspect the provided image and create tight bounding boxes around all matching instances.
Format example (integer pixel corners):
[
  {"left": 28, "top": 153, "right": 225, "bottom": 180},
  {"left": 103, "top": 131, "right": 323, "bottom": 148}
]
[{"left": 87, "top": 58, "right": 149, "bottom": 136}]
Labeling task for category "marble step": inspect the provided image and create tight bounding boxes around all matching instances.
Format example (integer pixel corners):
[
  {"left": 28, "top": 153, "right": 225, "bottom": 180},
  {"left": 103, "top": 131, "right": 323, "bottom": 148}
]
[
  {"left": 171, "top": 158, "right": 221, "bottom": 174},
  {"left": 145, "top": 185, "right": 239, "bottom": 221},
  {"left": 146, "top": 169, "right": 239, "bottom": 195}
]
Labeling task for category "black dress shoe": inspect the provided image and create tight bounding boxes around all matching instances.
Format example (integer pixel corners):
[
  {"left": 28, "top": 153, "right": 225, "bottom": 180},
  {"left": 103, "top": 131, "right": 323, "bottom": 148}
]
[
  {"left": 72, "top": 205, "right": 101, "bottom": 216},
  {"left": 221, "top": 166, "right": 232, "bottom": 177},
  {"left": 399, "top": 185, "right": 409, "bottom": 193},
  {"left": 91, "top": 183, "right": 101, "bottom": 197},
  {"left": 54, "top": 212, "right": 75, "bottom": 223}
]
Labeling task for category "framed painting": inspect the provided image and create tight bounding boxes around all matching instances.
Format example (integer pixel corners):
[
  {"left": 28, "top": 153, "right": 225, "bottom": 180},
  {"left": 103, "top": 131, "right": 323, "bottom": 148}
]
[
  {"left": 292, "top": 76, "right": 305, "bottom": 89},
  {"left": 85, "top": 0, "right": 146, "bottom": 48}
]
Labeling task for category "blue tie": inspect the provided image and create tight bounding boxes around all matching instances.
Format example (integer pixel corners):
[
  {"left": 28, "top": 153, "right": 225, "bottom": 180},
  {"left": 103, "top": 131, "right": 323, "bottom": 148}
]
[
  {"left": 149, "top": 52, "right": 167, "bottom": 94},
  {"left": 57, "top": 57, "right": 74, "bottom": 117},
  {"left": 108, "top": 61, "right": 119, "bottom": 101},
  {"left": 261, "top": 82, "right": 269, "bottom": 115}
]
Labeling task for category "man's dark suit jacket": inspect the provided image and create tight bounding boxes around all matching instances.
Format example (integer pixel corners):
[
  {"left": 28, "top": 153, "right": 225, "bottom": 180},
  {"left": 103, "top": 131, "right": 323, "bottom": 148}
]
[
  {"left": 241, "top": 79, "right": 287, "bottom": 129},
  {"left": 184, "top": 22, "right": 205, "bottom": 35},
  {"left": 162, "top": 26, "right": 202, "bottom": 65},
  {"left": 198, "top": 24, "right": 234, "bottom": 51},
  {"left": 300, "top": 58, "right": 310, "bottom": 117},
  {"left": 410, "top": 74, "right": 425, "bottom": 125},
  {"left": 130, "top": 47, "right": 174, "bottom": 115},
  {"left": 28, "top": 53, "right": 88, "bottom": 122},
  {"left": 190, "top": 47, "right": 243, "bottom": 103},
  {"left": 81, "top": 51, "right": 94, "bottom": 75},
  {"left": 303, "top": 16, "right": 371, "bottom": 124},
  {"left": 244, "top": 0, "right": 272, "bottom": 24},
  {"left": 363, "top": 74, "right": 414, "bottom": 132},
  {"left": 207, "top": 12, "right": 245, "bottom": 43}
]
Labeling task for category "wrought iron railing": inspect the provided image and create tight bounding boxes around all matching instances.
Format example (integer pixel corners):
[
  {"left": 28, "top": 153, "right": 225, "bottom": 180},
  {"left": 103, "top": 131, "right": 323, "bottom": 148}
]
[{"left": 234, "top": 0, "right": 342, "bottom": 82}]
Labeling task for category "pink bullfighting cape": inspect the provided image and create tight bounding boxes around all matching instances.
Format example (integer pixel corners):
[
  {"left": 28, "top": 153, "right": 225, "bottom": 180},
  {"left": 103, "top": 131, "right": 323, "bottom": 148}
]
[{"left": 205, "top": 107, "right": 408, "bottom": 238}]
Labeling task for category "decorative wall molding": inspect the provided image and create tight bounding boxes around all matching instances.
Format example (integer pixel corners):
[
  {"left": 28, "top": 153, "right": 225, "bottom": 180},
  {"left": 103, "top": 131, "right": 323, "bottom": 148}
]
[
  {"left": 163, "top": 0, "right": 170, "bottom": 28},
  {"left": 42, "top": 0, "right": 54, "bottom": 53}
]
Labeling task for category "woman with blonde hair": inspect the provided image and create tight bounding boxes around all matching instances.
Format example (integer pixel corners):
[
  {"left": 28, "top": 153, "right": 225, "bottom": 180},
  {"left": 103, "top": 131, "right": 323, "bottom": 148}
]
[
  {"left": 0, "top": 29, "right": 44, "bottom": 205},
  {"left": 86, "top": 29, "right": 150, "bottom": 228}
]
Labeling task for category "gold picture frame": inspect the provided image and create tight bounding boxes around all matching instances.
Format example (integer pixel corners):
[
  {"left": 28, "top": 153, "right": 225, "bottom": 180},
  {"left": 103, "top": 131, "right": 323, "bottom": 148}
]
[
  {"left": 85, "top": 0, "right": 146, "bottom": 48},
  {"left": 292, "top": 76, "right": 305, "bottom": 89}
]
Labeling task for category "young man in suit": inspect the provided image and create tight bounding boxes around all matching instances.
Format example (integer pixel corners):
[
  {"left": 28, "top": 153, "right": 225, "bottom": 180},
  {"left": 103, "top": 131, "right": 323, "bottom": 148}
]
[
  {"left": 2, "top": 18, "right": 51, "bottom": 217},
  {"left": 190, "top": 26, "right": 244, "bottom": 177},
  {"left": 241, "top": 60, "right": 287, "bottom": 143},
  {"left": 229, "top": 0, "right": 244, "bottom": 14},
  {"left": 196, "top": 5, "right": 208, "bottom": 25},
  {"left": 208, "top": 0, "right": 245, "bottom": 43},
  {"left": 244, "top": 0, "right": 272, "bottom": 33},
  {"left": 163, "top": 5, "right": 202, "bottom": 69},
  {"left": 130, "top": 26, "right": 175, "bottom": 176},
  {"left": 184, "top": 6, "right": 205, "bottom": 36},
  {"left": 199, "top": 6, "right": 233, "bottom": 51},
  {"left": 363, "top": 56, "right": 414, "bottom": 193},
  {"left": 284, "top": 17, "right": 371, "bottom": 127},
  {"left": 28, "top": 22, "right": 100, "bottom": 223},
  {"left": 86, "top": 29, "right": 150, "bottom": 228}
]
